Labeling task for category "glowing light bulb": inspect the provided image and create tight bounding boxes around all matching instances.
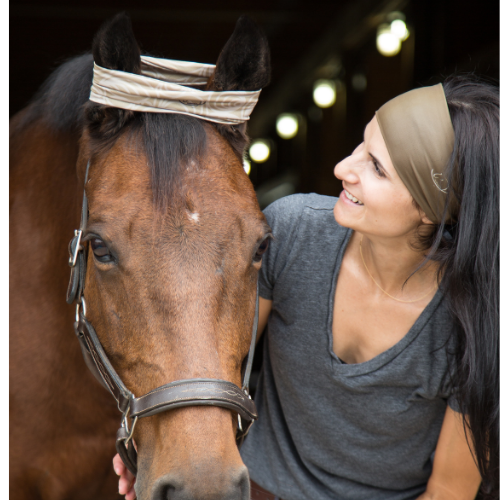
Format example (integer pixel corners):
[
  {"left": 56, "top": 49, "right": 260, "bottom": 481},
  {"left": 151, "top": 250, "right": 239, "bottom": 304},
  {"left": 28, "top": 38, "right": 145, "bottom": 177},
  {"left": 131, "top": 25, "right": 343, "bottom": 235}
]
[
  {"left": 376, "top": 24, "right": 401, "bottom": 57},
  {"left": 391, "top": 19, "right": 409, "bottom": 41},
  {"left": 313, "top": 80, "right": 336, "bottom": 108},
  {"left": 243, "top": 159, "right": 251, "bottom": 175},
  {"left": 276, "top": 113, "right": 299, "bottom": 139},
  {"left": 249, "top": 140, "right": 270, "bottom": 163}
]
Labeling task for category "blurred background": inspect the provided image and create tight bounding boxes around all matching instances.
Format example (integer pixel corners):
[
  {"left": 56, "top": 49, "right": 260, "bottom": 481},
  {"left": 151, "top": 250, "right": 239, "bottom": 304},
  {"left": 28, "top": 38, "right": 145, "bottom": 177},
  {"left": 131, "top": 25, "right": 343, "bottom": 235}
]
[{"left": 10, "top": 0, "right": 499, "bottom": 206}]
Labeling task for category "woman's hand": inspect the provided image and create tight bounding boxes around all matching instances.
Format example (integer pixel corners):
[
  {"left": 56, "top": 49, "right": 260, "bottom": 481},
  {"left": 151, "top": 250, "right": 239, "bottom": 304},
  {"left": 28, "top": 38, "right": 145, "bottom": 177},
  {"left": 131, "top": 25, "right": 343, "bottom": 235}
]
[{"left": 113, "top": 453, "right": 136, "bottom": 500}]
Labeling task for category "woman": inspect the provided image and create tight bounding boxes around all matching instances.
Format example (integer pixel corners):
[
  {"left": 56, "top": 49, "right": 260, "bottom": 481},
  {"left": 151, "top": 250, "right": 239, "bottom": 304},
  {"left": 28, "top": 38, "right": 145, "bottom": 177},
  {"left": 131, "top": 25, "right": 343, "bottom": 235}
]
[{"left": 116, "top": 76, "right": 498, "bottom": 499}]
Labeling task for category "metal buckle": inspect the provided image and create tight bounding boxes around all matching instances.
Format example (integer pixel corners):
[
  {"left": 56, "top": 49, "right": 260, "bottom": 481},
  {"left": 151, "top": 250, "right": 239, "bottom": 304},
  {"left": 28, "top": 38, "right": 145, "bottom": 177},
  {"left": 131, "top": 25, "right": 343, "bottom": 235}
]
[
  {"left": 69, "top": 229, "right": 83, "bottom": 267},
  {"left": 75, "top": 297, "right": 87, "bottom": 323},
  {"left": 237, "top": 413, "right": 254, "bottom": 440},
  {"left": 121, "top": 405, "right": 138, "bottom": 447}
]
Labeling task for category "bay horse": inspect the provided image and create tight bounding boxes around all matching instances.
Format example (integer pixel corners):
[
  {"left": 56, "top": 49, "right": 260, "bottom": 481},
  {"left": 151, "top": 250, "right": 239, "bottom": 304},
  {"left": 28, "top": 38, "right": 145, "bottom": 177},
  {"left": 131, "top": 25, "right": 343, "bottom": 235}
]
[{"left": 10, "top": 13, "right": 271, "bottom": 500}]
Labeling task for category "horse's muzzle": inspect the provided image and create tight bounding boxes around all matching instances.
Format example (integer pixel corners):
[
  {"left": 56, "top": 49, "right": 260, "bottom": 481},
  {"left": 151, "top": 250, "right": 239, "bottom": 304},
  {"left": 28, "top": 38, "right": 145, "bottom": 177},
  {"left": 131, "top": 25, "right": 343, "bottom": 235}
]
[{"left": 150, "top": 465, "right": 250, "bottom": 500}]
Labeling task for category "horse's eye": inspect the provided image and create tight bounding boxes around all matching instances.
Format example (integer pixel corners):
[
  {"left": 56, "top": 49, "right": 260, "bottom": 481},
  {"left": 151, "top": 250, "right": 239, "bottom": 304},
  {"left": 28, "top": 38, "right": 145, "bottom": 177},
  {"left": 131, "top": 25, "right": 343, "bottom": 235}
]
[
  {"left": 253, "top": 237, "right": 270, "bottom": 263},
  {"left": 90, "top": 238, "right": 112, "bottom": 262}
]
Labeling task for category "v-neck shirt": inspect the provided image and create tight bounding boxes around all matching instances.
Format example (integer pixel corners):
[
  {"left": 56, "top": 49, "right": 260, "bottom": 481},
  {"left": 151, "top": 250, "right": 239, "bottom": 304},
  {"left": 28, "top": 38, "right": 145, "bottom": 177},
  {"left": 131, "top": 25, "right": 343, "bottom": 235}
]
[{"left": 240, "top": 194, "right": 458, "bottom": 500}]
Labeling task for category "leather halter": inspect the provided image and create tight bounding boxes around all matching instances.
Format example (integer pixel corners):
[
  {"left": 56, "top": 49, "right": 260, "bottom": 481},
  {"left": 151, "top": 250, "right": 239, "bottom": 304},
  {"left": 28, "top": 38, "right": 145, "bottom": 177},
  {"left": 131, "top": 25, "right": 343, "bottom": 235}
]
[{"left": 66, "top": 161, "right": 259, "bottom": 476}]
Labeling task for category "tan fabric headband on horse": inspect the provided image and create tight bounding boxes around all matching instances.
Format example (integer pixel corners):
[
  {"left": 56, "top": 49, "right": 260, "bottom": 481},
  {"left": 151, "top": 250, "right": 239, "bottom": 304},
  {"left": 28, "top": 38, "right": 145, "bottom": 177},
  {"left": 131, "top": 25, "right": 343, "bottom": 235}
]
[
  {"left": 376, "top": 84, "right": 456, "bottom": 223},
  {"left": 89, "top": 55, "right": 262, "bottom": 125}
]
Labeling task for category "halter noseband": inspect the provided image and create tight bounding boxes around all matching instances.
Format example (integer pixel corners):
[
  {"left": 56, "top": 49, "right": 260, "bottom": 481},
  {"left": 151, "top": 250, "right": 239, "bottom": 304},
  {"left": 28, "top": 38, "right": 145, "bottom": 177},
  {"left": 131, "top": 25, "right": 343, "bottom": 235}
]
[{"left": 66, "top": 161, "right": 258, "bottom": 476}]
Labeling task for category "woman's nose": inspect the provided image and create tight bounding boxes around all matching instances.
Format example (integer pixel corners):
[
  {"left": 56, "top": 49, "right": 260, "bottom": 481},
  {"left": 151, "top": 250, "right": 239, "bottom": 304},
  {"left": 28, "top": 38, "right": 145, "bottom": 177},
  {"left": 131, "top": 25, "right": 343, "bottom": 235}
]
[{"left": 334, "top": 154, "right": 359, "bottom": 184}]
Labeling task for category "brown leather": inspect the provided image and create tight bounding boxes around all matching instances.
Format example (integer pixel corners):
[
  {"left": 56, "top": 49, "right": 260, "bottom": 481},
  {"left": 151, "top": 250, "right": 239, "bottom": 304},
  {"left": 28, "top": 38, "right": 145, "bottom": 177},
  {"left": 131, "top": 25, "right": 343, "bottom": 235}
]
[
  {"left": 116, "top": 427, "right": 138, "bottom": 476},
  {"left": 78, "top": 315, "right": 132, "bottom": 412},
  {"left": 130, "top": 379, "right": 258, "bottom": 420},
  {"left": 250, "top": 479, "right": 282, "bottom": 500}
]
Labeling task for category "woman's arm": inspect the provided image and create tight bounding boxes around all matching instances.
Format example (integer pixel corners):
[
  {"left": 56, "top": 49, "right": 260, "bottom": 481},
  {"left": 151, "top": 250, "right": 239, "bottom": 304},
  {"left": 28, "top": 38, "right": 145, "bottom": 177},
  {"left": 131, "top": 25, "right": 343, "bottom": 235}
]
[
  {"left": 417, "top": 406, "right": 481, "bottom": 500},
  {"left": 257, "top": 297, "right": 273, "bottom": 343}
]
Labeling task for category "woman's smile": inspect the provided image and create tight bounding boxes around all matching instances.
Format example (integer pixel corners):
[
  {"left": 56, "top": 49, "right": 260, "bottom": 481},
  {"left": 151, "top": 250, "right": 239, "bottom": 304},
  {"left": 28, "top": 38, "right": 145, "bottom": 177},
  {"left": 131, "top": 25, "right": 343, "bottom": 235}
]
[{"left": 341, "top": 188, "right": 364, "bottom": 205}]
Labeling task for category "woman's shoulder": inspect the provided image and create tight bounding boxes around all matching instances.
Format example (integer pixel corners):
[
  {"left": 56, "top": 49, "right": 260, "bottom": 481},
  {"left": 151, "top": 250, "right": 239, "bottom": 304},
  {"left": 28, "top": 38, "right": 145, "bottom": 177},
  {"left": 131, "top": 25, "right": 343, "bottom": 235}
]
[
  {"left": 262, "top": 193, "right": 347, "bottom": 260},
  {"left": 263, "top": 193, "right": 338, "bottom": 218},
  {"left": 263, "top": 193, "right": 343, "bottom": 236},
  {"left": 259, "top": 194, "right": 344, "bottom": 296}
]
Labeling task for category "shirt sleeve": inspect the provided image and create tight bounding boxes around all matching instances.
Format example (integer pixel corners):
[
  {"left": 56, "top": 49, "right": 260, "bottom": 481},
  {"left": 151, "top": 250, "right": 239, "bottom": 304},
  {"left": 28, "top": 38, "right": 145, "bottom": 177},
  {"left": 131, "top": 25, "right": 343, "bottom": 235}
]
[
  {"left": 439, "top": 348, "right": 464, "bottom": 414},
  {"left": 258, "top": 194, "right": 309, "bottom": 300},
  {"left": 447, "top": 394, "right": 462, "bottom": 413}
]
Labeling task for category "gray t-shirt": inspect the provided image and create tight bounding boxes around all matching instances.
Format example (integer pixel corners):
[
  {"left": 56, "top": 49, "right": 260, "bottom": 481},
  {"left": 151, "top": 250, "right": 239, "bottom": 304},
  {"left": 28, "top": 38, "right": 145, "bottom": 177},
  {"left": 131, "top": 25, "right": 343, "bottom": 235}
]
[{"left": 240, "top": 194, "right": 457, "bottom": 500}]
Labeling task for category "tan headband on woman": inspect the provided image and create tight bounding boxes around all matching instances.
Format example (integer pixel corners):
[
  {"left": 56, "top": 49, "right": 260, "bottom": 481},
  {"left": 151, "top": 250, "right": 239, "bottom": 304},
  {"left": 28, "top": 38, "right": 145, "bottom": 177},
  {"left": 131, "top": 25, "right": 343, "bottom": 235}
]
[
  {"left": 375, "top": 84, "right": 455, "bottom": 223},
  {"left": 89, "top": 55, "right": 262, "bottom": 125}
]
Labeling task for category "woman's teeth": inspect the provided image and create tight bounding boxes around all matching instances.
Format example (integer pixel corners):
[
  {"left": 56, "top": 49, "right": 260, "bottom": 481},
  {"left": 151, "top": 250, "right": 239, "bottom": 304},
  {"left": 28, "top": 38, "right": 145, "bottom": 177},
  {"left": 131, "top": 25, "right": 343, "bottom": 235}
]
[{"left": 345, "top": 190, "right": 363, "bottom": 205}]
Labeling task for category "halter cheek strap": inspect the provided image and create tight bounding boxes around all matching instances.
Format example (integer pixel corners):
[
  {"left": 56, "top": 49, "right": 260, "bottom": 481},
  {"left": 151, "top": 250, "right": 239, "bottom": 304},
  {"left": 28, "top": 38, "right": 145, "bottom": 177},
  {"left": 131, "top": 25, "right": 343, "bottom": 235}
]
[{"left": 67, "top": 160, "right": 259, "bottom": 476}]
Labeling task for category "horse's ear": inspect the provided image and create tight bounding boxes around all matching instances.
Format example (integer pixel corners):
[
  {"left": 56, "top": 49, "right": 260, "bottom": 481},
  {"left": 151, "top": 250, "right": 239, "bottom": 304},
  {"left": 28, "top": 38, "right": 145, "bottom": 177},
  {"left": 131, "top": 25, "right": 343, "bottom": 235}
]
[
  {"left": 209, "top": 15, "right": 271, "bottom": 92},
  {"left": 208, "top": 16, "right": 271, "bottom": 160},
  {"left": 92, "top": 12, "right": 141, "bottom": 73},
  {"left": 85, "top": 13, "right": 140, "bottom": 141}
]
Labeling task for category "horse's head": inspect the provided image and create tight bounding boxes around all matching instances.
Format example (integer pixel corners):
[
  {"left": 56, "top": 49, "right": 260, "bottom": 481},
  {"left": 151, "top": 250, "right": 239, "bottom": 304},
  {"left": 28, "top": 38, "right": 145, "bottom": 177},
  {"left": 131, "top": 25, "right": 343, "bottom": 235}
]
[{"left": 75, "top": 14, "right": 271, "bottom": 500}]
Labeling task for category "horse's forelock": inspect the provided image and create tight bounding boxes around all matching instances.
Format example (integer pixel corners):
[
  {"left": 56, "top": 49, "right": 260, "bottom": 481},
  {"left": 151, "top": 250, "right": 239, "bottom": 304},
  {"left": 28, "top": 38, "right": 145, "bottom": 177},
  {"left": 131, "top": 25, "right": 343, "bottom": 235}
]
[{"left": 85, "top": 109, "right": 209, "bottom": 209}]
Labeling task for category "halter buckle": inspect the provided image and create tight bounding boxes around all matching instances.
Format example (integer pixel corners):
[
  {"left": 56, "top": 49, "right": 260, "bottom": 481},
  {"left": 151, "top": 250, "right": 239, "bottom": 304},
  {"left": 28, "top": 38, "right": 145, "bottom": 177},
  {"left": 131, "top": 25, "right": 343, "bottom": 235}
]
[
  {"left": 69, "top": 229, "right": 83, "bottom": 267},
  {"left": 75, "top": 297, "right": 87, "bottom": 323},
  {"left": 121, "top": 405, "right": 138, "bottom": 447}
]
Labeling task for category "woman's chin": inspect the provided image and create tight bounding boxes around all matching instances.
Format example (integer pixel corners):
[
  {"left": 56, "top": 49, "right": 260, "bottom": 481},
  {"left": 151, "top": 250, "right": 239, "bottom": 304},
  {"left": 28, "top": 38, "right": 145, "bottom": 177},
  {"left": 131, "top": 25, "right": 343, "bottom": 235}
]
[{"left": 334, "top": 196, "right": 361, "bottom": 229}]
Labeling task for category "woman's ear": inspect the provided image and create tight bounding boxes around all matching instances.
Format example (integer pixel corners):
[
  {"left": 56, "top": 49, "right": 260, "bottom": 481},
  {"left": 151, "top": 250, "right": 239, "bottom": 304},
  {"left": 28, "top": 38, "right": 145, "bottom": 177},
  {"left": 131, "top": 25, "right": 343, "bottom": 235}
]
[{"left": 420, "top": 213, "right": 434, "bottom": 225}]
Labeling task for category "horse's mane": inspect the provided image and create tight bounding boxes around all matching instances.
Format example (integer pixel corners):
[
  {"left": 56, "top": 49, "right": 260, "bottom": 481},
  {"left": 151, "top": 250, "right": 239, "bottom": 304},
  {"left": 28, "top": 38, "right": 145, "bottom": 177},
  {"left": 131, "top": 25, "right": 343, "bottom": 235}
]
[
  {"left": 16, "top": 53, "right": 95, "bottom": 132},
  {"left": 14, "top": 54, "right": 210, "bottom": 205}
]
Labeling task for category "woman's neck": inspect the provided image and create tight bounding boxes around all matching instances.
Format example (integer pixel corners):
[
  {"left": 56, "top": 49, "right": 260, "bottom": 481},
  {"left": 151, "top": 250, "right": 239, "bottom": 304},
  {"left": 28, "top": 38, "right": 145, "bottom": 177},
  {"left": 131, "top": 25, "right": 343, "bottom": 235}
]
[{"left": 356, "top": 231, "right": 438, "bottom": 299}]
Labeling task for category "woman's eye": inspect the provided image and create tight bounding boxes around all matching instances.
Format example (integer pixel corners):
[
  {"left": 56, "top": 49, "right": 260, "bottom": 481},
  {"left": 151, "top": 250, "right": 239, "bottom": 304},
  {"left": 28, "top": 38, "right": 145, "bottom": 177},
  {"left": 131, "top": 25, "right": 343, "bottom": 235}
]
[
  {"left": 371, "top": 158, "right": 385, "bottom": 178},
  {"left": 90, "top": 238, "right": 112, "bottom": 262},
  {"left": 253, "top": 237, "right": 270, "bottom": 263}
]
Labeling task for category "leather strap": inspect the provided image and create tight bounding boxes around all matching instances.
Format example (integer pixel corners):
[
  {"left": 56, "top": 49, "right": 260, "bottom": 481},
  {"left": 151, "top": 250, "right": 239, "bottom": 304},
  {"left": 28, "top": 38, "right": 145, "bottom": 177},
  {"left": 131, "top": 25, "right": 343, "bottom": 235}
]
[
  {"left": 116, "top": 427, "right": 138, "bottom": 476},
  {"left": 77, "top": 314, "right": 133, "bottom": 412},
  {"left": 242, "top": 282, "right": 259, "bottom": 393},
  {"left": 66, "top": 161, "right": 90, "bottom": 305},
  {"left": 130, "top": 379, "right": 257, "bottom": 420}
]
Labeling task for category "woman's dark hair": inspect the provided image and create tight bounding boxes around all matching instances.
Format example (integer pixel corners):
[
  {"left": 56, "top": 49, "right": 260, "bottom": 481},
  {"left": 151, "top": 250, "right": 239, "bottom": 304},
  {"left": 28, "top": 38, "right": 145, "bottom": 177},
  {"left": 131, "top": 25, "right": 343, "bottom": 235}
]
[{"left": 416, "top": 75, "right": 498, "bottom": 498}]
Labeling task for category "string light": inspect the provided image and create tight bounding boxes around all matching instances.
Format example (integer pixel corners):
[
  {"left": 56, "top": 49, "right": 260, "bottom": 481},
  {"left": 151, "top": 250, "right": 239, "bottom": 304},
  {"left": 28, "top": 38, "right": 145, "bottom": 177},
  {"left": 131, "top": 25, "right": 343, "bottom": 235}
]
[
  {"left": 313, "top": 80, "right": 336, "bottom": 108},
  {"left": 391, "top": 19, "right": 409, "bottom": 41},
  {"left": 376, "top": 23, "right": 401, "bottom": 57},
  {"left": 249, "top": 140, "right": 270, "bottom": 163},
  {"left": 276, "top": 113, "right": 299, "bottom": 139}
]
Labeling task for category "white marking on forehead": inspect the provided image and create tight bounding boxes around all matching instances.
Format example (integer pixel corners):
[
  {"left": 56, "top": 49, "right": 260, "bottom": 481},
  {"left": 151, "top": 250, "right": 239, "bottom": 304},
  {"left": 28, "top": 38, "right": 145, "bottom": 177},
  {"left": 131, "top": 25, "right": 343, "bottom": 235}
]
[
  {"left": 186, "top": 160, "right": 197, "bottom": 172},
  {"left": 187, "top": 211, "right": 200, "bottom": 222}
]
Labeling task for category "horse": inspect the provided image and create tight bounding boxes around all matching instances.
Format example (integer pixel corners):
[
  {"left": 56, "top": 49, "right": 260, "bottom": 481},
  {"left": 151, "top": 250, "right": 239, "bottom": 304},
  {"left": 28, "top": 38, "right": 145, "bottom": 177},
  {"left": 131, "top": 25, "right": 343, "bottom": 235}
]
[{"left": 10, "top": 13, "right": 271, "bottom": 500}]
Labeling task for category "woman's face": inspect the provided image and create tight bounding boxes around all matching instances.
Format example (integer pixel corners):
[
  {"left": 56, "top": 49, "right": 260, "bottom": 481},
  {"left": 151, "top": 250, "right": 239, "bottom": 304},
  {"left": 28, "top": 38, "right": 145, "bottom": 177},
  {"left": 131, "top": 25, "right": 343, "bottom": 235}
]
[{"left": 333, "top": 116, "right": 428, "bottom": 239}]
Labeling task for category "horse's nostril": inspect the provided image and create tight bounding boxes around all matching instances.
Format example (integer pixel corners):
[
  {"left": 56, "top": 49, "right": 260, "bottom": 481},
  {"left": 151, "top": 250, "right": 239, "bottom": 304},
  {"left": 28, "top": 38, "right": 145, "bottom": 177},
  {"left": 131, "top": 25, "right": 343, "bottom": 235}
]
[
  {"left": 151, "top": 466, "right": 250, "bottom": 500},
  {"left": 150, "top": 475, "right": 176, "bottom": 500},
  {"left": 235, "top": 466, "right": 251, "bottom": 500}
]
